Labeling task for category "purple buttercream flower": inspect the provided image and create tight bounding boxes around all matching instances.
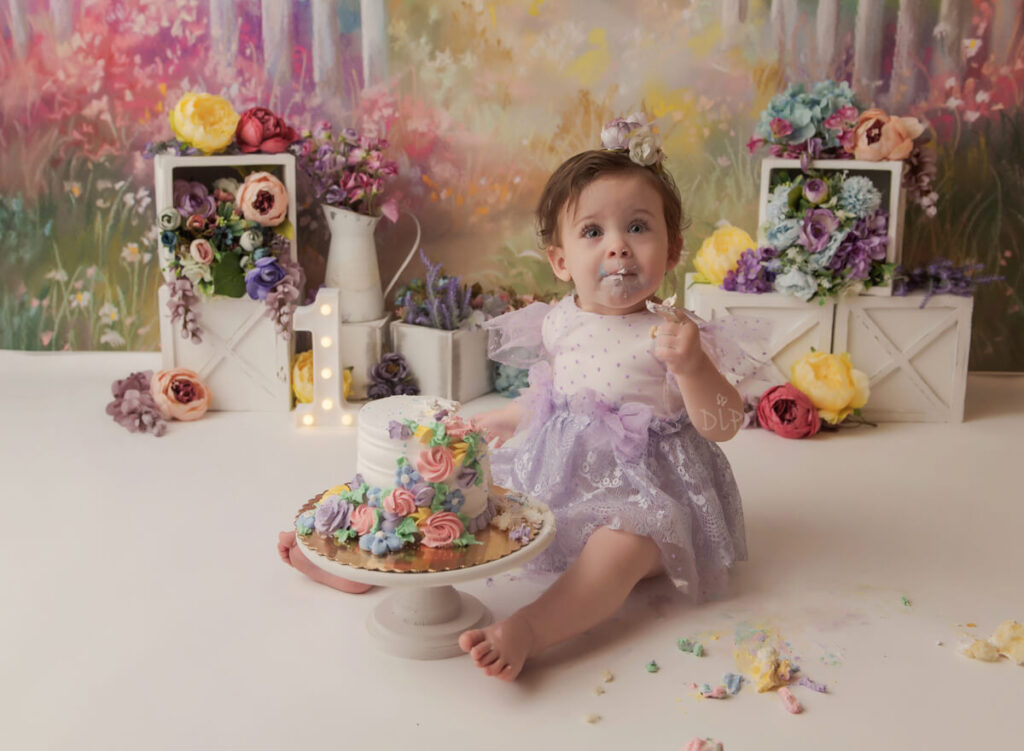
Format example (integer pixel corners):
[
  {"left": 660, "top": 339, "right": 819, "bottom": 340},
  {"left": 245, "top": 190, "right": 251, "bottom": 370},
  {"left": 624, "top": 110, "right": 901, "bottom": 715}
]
[
  {"left": 388, "top": 420, "right": 412, "bottom": 440},
  {"left": 173, "top": 179, "right": 217, "bottom": 219},
  {"left": 456, "top": 465, "right": 478, "bottom": 489},
  {"left": 410, "top": 482, "right": 435, "bottom": 507},
  {"left": 433, "top": 409, "right": 450, "bottom": 421},
  {"left": 245, "top": 257, "right": 287, "bottom": 300},
  {"left": 798, "top": 208, "right": 840, "bottom": 254},
  {"left": 509, "top": 524, "right": 532, "bottom": 543},
  {"left": 802, "top": 178, "right": 828, "bottom": 205},
  {"left": 314, "top": 496, "right": 351, "bottom": 536}
]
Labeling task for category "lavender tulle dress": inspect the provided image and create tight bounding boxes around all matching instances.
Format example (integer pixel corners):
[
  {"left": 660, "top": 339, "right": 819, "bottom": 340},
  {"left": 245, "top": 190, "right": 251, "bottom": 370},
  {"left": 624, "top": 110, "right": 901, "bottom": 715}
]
[{"left": 485, "top": 295, "right": 751, "bottom": 602}]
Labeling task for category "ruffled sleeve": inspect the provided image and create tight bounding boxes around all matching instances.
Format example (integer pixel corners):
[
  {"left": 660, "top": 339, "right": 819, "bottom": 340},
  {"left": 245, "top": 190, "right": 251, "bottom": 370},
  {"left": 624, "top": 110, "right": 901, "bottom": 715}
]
[
  {"left": 697, "top": 315, "right": 774, "bottom": 382},
  {"left": 482, "top": 302, "right": 552, "bottom": 369}
]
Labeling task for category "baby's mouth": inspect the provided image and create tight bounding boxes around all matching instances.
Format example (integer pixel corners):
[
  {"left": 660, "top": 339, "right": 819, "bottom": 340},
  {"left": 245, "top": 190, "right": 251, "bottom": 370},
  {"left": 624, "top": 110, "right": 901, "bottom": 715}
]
[{"left": 603, "top": 266, "right": 639, "bottom": 279}]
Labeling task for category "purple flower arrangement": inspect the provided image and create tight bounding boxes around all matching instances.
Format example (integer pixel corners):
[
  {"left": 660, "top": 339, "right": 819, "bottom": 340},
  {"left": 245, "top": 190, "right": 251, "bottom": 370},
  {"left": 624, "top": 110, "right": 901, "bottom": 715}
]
[
  {"left": 393, "top": 248, "right": 473, "bottom": 331},
  {"left": 290, "top": 122, "right": 399, "bottom": 222},
  {"left": 158, "top": 174, "right": 304, "bottom": 342},
  {"left": 893, "top": 259, "right": 1003, "bottom": 308},
  {"left": 105, "top": 371, "right": 167, "bottom": 436},
  {"left": 731, "top": 168, "right": 893, "bottom": 301},
  {"left": 367, "top": 352, "right": 420, "bottom": 400}
]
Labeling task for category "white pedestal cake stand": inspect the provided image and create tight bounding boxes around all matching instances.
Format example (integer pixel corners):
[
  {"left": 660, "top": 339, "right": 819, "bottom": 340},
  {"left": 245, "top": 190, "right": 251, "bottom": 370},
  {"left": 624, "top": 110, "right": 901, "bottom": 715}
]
[{"left": 295, "top": 504, "right": 555, "bottom": 660}]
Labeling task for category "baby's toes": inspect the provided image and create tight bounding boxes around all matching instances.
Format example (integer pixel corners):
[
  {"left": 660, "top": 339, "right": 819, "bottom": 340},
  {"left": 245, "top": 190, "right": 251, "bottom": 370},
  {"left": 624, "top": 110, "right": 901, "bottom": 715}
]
[
  {"left": 484, "top": 659, "right": 508, "bottom": 677},
  {"left": 476, "top": 650, "right": 501, "bottom": 668},
  {"left": 459, "top": 629, "right": 485, "bottom": 654}
]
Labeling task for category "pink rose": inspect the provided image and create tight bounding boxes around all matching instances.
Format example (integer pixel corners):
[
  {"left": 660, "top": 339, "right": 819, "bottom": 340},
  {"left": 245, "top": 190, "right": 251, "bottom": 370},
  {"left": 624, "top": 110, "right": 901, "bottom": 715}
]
[
  {"left": 235, "top": 107, "right": 299, "bottom": 154},
  {"left": 349, "top": 504, "right": 377, "bottom": 536},
  {"left": 150, "top": 368, "right": 211, "bottom": 421},
  {"left": 419, "top": 512, "right": 465, "bottom": 548},
  {"left": 384, "top": 488, "right": 416, "bottom": 517},
  {"left": 189, "top": 238, "right": 214, "bottom": 265},
  {"left": 236, "top": 171, "right": 288, "bottom": 227},
  {"left": 756, "top": 384, "right": 821, "bottom": 439},
  {"left": 185, "top": 214, "right": 208, "bottom": 234},
  {"left": 444, "top": 416, "right": 474, "bottom": 440},
  {"left": 416, "top": 446, "right": 455, "bottom": 482}
]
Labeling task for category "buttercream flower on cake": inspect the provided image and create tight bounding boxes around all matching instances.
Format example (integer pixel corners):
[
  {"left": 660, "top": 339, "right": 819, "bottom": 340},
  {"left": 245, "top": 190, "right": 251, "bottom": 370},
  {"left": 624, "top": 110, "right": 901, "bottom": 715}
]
[
  {"left": 169, "top": 93, "right": 240, "bottom": 154},
  {"left": 349, "top": 504, "right": 379, "bottom": 536},
  {"left": 417, "top": 446, "right": 454, "bottom": 482},
  {"left": 150, "top": 368, "right": 211, "bottom": 421},
  {"left": 418, "top": 511, "right": 465, "bottom": 548},
  {"left": 790, "top": 351, "right": 870, "bottom": 424},
  {"left": 236, "top": 172, "right": 288, "bottom": 227},
  {"left": 383, "top": 488, "right": 417, "bottom": 517}
]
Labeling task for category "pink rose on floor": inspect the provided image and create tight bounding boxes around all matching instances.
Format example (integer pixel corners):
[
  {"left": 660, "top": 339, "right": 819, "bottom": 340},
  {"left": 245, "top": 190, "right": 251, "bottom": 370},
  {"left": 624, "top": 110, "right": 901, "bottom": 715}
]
[
  {"left": 235, "top": 107, "right": 299, "bottom": 154},
  {"left": 416, "top": 446, "right": 454, "bottom": 482},
  {"left": 236, "top": 172, "right": 288, "bottom": 227},
  {"left": 349, "top": 504, "right": 377, "bottom": 536},
  {"left": 384, "top": 487, "right": 416, "bottom": 517},
  {"left": 756, "top": 384, "right": 821, "bottom": 439},
  {"left": 418, "top": 512, "right": 464, "bottom": 548},
  {"left": 150, "top": 368, "right": 211, "bottom": 421},
  {"left": 189, "top": 238, "right": 214, "bottom": 265}
]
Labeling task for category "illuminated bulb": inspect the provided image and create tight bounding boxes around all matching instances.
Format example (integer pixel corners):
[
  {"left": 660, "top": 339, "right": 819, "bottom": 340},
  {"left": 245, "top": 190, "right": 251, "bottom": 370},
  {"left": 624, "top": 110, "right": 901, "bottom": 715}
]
[
  {"left": 320, "top": 304, "right": 332, "bottom": 316},
  {"left": 321, "top": 368, "right": 333, "bottom": 380},
  {"left": 320, "top": 336, "right": 332, "bottom": 348},
  {"left": 341, "top": 413, "right": 354, "bottom": 426},
  {"left": 321, "top": 399, "right": 334, "bottom": 410},
  {"left": 302, "top": 414, "right": 315, "bottom": 426}
]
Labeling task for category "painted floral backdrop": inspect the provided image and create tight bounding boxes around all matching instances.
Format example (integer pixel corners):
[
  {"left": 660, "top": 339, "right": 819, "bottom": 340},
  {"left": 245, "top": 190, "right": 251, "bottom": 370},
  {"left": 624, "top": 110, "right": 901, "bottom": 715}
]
[{"left": 1, "top": 0, "right": 1022, "bottom": 370}]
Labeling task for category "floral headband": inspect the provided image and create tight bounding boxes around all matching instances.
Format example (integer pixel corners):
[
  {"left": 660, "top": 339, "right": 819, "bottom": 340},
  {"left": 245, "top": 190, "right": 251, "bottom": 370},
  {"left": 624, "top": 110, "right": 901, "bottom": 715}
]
[{"left": 600, "top": 112, "right": 664, "bottom": 167}]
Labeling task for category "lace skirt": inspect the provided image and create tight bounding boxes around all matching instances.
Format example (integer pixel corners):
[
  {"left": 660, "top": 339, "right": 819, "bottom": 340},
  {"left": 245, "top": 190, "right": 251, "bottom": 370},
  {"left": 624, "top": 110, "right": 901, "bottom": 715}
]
[{"left": 491, "top": 369, "right": 747, "bottom": 602}]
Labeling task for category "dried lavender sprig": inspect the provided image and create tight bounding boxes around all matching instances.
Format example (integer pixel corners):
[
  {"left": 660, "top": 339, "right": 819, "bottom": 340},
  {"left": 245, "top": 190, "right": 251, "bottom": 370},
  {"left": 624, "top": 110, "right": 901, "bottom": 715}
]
[{"left": 893, "top": 258, "right": 1003, "bottom": 308}]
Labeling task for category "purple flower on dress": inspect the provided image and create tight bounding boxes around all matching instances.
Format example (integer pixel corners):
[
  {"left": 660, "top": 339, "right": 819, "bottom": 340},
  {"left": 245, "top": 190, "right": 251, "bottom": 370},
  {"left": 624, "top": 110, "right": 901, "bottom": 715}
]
[
  {"left": 245, "top": 257, "right": 286, "bottom": 300},
  {"left": 314, "top": 496, "right": 351, "bottom": 536},
  {"left": 388, "top": 420, "right": 412, "bottom": 440},
  {"left": 173, "top": 179, "right": 217, "bottom": 219},
  {"left": 798, "top": 208, "right": 840, "bottom": 254},
  {"left": 410, "top": 482, "right": 435, "bottom": 507}
]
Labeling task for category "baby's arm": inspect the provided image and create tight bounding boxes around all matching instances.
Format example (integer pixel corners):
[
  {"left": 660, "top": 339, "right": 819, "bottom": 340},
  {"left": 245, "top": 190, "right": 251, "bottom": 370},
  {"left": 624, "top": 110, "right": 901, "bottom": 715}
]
[
  {"left": 472, "top": 401, "right": 525, "bottom": 448},
  {"left": 653, "top": 318, "right": 744, "bottom": 441}
]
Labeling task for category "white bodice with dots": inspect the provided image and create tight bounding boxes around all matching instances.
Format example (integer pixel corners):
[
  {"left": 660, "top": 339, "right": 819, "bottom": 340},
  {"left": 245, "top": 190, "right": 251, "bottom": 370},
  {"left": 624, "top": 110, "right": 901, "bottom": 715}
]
[{"left": 541, "top": 295, "right": 685, "bottom": 418}]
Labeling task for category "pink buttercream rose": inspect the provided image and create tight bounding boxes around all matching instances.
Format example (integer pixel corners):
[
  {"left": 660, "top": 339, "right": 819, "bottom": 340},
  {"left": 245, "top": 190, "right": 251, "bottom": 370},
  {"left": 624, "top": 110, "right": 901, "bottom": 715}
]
[
  {"left": 189, "top": 238, "right": 214, "bottom": 265},
  {"left": 236, "top": 171, "right": 288, "bottom": 227},
  {"left": 416, "top": 446, "right": 455, "bottom": 482},
  {"left": 384, "top": 487, "right": 416, "bottom": 517},
  {"left": 349, "top": 504, "right": 377, "bottom": 536},
  {"left": 443, "top": 416, "right": 475, "bottom": 440},
  {"left": 150, "top": 368, "right": 210, "bottom": 421},
  {"left": 418, "top": 511, "right": 465, "bottom": 548}
]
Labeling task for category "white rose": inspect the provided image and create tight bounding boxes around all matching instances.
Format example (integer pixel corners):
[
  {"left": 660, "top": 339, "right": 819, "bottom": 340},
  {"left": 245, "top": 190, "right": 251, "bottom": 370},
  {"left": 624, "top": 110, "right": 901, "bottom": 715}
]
[
  {"left": 628, "top": 129, "right": 660, "bottom": 166},
  {"left": 212, "top": 177, "right": 240, "bottom": 196}
]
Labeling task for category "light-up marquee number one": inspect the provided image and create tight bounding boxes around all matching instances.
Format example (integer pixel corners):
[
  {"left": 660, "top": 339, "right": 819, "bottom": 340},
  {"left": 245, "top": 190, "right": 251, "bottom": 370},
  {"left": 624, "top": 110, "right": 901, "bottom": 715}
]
[{"left": 291, "top": 287, "right": 356, "bottom": 428}]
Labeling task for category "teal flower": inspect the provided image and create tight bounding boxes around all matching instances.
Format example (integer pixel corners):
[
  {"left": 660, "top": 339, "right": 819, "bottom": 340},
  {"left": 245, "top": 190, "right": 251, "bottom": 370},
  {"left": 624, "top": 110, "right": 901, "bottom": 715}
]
[
  {"left": 773, "top": 267, "right": 819, "bottom": 301},
  {"left": 764, "top": 218, "right": 801, "bottom": 250},
  {"left": 839, "top": 176, "right": 882, "bottom": 219}
]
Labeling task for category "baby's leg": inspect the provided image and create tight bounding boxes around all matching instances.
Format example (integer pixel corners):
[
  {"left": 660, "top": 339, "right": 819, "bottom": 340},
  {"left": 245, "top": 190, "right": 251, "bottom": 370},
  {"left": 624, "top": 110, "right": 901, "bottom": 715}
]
[
  {"left": 277, "top": 531, "right": 373, "bottom": 594},
  {"left": 459, "top": 526, "right": 663, "bottom": 680}
]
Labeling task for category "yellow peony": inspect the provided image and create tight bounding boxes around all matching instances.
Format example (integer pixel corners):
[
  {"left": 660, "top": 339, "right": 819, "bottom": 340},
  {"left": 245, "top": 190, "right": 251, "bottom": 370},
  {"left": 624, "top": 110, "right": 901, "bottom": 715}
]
[
  {"left": 169, "top": 93, "right": 240, "bottom": 154},
  {"left": 343, "top": 368, "right": 352, "bottom": 400},
  {"left": 693, "top": 223, "right": 755, "bottom": 286},
  {"left": 292, "top": 350, "right": 314, "bottom": 404},
  {"left": 790, "top": 351, "right": 870, "bottom": 424}
]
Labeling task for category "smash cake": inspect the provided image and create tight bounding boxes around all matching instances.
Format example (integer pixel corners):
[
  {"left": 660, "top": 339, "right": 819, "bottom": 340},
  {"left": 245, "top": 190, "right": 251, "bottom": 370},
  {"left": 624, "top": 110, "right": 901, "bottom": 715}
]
[{"left": 295, "top": 395, "right": 544, "bottom": 568}]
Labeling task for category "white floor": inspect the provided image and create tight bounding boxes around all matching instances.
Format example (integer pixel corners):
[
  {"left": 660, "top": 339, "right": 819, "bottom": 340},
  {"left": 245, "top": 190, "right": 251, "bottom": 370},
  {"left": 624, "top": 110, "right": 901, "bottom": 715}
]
[{"left": 1, "top": 350, "right": 1021, "bottom": 751}]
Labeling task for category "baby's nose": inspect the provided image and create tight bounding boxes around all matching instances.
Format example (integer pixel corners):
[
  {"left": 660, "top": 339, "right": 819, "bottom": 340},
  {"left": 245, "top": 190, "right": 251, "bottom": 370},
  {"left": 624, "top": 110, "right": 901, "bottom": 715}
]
[{"left": 607, "top": 243, "right": 632, "bottom": 257}]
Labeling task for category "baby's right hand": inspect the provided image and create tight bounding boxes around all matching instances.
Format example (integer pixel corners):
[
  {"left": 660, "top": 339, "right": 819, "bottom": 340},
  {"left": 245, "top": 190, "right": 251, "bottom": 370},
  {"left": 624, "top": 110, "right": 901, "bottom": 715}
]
[{"left": 472, "top": 404, "right": 522, "bottom": 448}]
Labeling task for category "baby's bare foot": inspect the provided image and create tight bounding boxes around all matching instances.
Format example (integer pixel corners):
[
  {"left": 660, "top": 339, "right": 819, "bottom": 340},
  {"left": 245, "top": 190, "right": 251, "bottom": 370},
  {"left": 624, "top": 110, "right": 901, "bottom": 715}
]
[
  {"left": 277, "top": 530, "right": 373, "bottom": 594},
  {"left": 458, "top": 612, "right": 536, "bottom": 681}
]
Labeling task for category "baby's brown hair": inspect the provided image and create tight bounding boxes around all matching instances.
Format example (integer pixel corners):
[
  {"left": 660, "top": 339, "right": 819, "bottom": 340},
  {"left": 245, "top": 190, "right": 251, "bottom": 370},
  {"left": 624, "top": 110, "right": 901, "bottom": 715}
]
[{"left": 536, "top": 150, "right": 688, "bottom": 262}]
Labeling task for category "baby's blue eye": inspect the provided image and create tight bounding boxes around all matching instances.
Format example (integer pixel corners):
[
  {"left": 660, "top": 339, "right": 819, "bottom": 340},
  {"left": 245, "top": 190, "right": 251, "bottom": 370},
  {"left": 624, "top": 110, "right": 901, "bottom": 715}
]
[
  {"left": 582, "top": 225, "right": 602, "bottom": 239},
  {"left": 629, "top": 221, "right": 648, "bottom": 233}
]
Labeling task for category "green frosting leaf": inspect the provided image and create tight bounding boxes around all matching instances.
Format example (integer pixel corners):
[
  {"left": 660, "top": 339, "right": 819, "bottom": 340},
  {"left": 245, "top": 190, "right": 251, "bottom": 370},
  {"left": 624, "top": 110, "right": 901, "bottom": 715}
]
[
  {"left": 370, "top": 507, "right": 382, "bottom": 535},
  {"left": 452, "top": 530, "right": 482, "bottom": 548},
  {"left": 429, "top": 422, "right": 449, "bottom": 447},
  {"left": 333, "top": 528, "right": 358, "bottom": 545},
  {"left": 395, "top": 516, "right": 420, "bottom": 544},
  {"left": 430, "top": 483, "right": 449, "bottom": 513},
  {"left": 210, "top": 251, "right": 246, "bottom": 298}
]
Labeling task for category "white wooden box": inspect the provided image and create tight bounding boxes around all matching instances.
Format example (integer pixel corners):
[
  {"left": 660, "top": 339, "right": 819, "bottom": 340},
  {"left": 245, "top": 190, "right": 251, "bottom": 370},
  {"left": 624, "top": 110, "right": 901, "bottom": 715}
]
[
  {"left": 157, "top": 286, "right": 292, "bottom": 411},
  {"left": 833, "top": 294, "right": 973, "bottom": 423},
  {"left": 340, "top": 314, "right": 391, "bottom": 400},
  {"left": 683, "top": 273, "right": 835, "bottom": 396},
  {"left": 390, "top": 322, "right": 491, "bottom": 403},
  {"left": 758, "top": 158, "right": 906, "bottom": 295}
]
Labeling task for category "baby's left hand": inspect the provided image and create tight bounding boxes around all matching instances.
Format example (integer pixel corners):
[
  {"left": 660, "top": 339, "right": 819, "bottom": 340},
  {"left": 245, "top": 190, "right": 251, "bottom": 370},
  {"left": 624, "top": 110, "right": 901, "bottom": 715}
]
[{"left": 652, "top": 316, "right": 705, "bottom": 377}]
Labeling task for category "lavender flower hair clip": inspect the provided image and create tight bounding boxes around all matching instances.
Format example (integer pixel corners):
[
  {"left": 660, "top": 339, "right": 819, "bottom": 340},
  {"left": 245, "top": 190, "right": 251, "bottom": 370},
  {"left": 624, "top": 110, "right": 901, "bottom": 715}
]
[{"left": 600, "top": 112, "right": 664, "bottom": 167}]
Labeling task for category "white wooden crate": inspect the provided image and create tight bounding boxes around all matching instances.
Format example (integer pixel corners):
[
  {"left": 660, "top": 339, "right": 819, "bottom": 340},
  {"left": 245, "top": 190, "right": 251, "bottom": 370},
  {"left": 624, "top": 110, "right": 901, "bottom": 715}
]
[
  {"left": 340, "top": 314, "right": 391, "bottom": 400},
  {"left": 833, "top": 294, "right": 973, "bottom": 423},
  {"left": 758, "top": 158, "right": 906, "bottom": 295},
  {"left": 153, "top": 153, "right": 299, "bottom": 411},
  {"left": 157, "top": 286, "right": 293, "bottom": 411},
  {"left": 683, "top": 273, "right": 835, "bottom": 396},
  {"left": 390, "top": 322, "right": 491, "bottom": 403}
]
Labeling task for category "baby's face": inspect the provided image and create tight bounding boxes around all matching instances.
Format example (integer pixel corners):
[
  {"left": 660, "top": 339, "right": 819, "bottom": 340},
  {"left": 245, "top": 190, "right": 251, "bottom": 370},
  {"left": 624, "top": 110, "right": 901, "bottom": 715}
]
[{"left": 548, "top": 173, "right": 676, "bottom": 315}]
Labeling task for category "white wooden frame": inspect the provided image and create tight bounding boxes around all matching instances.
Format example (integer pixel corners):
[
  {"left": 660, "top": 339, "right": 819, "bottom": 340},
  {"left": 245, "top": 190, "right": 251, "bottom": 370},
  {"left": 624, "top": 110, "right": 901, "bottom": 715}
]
[{"left": 758, "top": 158, "right": 906, "bottom": 296}]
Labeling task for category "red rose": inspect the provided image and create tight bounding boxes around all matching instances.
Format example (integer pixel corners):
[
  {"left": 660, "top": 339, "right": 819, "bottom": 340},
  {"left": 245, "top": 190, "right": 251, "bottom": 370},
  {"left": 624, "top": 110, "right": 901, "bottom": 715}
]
[
  {"left": 235, "top": 107, "right": 299, "bottom": 154},
  {"left": 756, "top": 384, "right": 821, "bottom": 439}
]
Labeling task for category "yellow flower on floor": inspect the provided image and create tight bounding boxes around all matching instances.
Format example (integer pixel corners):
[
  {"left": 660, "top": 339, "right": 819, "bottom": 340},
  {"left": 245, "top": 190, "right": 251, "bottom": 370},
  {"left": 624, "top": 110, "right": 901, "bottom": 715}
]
[
  {"left": 693, "top": 223, "right": 755, "bottom": 286},
  {"left": 169, "top": 93, "right": 240, "bottom": 154},
  {"left": 414, "top": 425, "right": 434, "bottom": 445},
  {"left": 292, "top": 350, "right": 314, "bottom": 404},
  {"left": 790, "top": 351, "right": 870, "bottom": 424}
]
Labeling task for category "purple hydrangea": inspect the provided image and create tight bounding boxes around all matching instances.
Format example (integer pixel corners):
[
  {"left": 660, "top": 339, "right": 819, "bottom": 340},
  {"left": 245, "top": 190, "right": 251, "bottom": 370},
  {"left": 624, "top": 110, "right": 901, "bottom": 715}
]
[
  {"left": 828, "top": 211, "right": 889, "bottom": 281},
  {"left": 723, "top": 246, "right": 781, "bottom": 294}
]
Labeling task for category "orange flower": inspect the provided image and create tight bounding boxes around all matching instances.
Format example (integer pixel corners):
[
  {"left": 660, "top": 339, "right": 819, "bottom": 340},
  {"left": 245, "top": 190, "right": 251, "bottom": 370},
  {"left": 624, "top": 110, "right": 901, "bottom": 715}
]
[
  {"left": 851, "top": 108, "right": 924, "bottom": 161},
  {"left": 150, "top": 368, "right": 211, "bottom": 421}
]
